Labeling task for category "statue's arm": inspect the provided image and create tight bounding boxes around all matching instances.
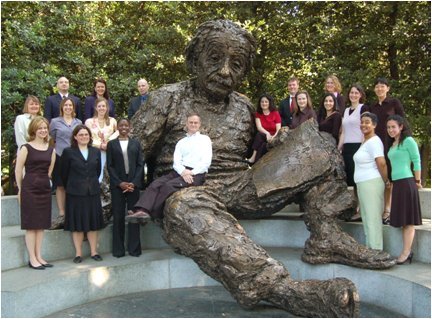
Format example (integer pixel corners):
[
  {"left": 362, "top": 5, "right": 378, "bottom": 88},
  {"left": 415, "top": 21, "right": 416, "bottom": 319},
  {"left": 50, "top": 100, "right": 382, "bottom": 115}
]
[{"left": 130, "top": 89, "right": 173, "bottom": 158}]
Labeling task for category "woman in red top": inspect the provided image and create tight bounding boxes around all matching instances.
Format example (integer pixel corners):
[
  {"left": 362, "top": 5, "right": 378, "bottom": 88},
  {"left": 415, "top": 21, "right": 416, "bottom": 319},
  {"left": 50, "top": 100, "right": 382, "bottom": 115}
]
[{"left": 246, "top": 94, "right": 281, "bottom": 164}]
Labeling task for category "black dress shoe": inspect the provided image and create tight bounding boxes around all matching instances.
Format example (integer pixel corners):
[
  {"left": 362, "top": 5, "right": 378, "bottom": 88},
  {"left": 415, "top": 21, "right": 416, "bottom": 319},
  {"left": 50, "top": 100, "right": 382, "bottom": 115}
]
[
  {"left": 73, "top": 256, "right": 82, "bottom": 263},
  {"left": 28, "top": 261, "right": 45, "bottom": 270},
  {"left": 91, "top": 254, "right": 103, "bottom": 261},
  {"left": 42, "top": 263, "right": 54, "bottom": 268},
  {"left": 128, "top": 253, "right": 141, "bottom": 257},
  {"left": 113, "top": 254, "right": 125, "bottom": 258}
]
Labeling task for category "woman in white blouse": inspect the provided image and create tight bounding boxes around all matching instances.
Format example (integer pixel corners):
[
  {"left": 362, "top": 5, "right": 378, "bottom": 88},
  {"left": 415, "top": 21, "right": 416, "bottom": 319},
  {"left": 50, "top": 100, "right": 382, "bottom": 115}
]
[
  {"left": 14, "top": 96, "right": 42, "bottom": 150},
  {"left": 85, "top": 97, "right": 117, "bottom": 183}
]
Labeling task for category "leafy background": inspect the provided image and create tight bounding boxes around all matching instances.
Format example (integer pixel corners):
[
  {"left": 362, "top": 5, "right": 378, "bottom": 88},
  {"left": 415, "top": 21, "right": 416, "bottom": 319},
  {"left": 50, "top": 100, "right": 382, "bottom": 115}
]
[{"left": 2, "top": 1, "right": 430, "bottom": 193}]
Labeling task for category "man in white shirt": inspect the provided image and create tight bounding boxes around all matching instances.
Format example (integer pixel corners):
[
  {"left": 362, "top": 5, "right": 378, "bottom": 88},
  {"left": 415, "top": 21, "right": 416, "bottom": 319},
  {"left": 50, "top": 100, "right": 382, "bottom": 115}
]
[{"left": 127, "top": 113, "right": 212, "bottom": 220}]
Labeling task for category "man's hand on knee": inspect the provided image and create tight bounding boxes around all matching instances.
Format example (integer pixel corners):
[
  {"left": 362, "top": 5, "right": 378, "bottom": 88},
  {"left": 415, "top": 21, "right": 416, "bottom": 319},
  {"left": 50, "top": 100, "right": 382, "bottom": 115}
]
[{"left": 181, "top": 169, "right": 194, "bottom": 184}]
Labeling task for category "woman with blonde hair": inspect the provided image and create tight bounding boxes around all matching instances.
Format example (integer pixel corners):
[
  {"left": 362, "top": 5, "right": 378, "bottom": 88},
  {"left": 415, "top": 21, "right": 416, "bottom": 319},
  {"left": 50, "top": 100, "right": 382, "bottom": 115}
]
[
  {"left": 14, "top": 95, "right": 42, "bottom": 150},
  {"left": 324, "top": 75, "right": 345, "bottom": 112},
  {"left": 85, "top": 97, "right": 117, "bottom": 182},
  {"left": 15, "top": 116, "right": 56, "bottom": 269}
]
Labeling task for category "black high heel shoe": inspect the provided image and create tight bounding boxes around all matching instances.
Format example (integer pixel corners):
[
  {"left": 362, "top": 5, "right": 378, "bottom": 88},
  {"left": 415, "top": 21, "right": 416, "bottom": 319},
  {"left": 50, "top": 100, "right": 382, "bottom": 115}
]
[
  {"left": 28, "top": 261, "right": 45, "bottom": 270},
  {"left": 397, "top": 252, "right": 414, "bottom": 265}
]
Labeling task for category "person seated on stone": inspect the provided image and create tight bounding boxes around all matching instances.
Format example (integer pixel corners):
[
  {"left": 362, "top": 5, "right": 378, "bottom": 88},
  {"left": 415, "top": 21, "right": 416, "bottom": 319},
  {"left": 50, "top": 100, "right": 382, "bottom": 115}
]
[
  {"left": 44, "top": 76, "right": 82, "bottom": 122},
  {"left": 317, "top": 92, "right": 342, "bottom": 144},
  {"left": 83, "top": 78, "right": 115, "bottom": 121},
  {"left": 127, "top": 113, "right": 212, "bottom": 221},
  {"left": 245, "top": 94, "right": 281, "bottom": 165},
  {"left": 107, "top": 118, "right": 144, "bottom": 257},
  {"left": 290, "top": 90, "right": 317, "bottom": 129},
  {"left": 128, "top": 78, "right": 149, "bottom": 119}
]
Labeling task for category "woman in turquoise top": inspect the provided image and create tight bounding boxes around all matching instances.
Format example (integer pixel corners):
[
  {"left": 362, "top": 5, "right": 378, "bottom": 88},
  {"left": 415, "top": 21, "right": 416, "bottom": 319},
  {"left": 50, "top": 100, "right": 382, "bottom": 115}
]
[{"left": 386, "top": 115, "right": 422, "bottom": 265}]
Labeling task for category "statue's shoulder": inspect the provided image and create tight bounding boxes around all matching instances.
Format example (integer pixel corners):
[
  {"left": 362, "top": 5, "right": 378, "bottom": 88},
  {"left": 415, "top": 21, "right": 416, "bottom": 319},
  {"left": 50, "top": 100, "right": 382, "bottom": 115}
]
[
  {"left": 230, "top": 91, "right": 255, "bottom": 114},
  {"left": 148, "top": 81, "right": 190, "bottom": 99}
]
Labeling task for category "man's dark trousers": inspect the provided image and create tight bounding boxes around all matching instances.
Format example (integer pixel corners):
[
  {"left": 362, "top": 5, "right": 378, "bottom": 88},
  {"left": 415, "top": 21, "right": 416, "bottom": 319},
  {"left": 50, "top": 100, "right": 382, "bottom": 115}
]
[{"left": 134, "top": 170, "right": 205, "bottom": 219}]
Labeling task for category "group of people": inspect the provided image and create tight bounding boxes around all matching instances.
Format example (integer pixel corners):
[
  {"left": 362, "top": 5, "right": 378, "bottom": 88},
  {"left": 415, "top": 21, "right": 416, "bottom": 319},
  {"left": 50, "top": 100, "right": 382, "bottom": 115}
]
[
  {"left": 14, "top": 70, "right": 422, "bottom": 269},
  {"left": 14, "top": 76, "right": 151, "bottom": 268},
  {"left": 245, "top": 75, "right": 422, "bottom": 265}
]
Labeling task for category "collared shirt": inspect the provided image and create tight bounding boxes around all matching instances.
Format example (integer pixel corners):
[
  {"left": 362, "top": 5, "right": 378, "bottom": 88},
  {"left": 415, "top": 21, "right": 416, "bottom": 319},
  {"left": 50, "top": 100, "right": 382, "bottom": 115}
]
[
  {"left": 140, "top": 94, "right": 148, "bottom": 104},
  {"left": 50, "top": 117, "right": 82, "bottom": 155},
  {"left": 173, "top": 132, "right": 212, "bottom": 175},
  {"left": 369, "top": 97, "right": 405, "bottom": 144}
]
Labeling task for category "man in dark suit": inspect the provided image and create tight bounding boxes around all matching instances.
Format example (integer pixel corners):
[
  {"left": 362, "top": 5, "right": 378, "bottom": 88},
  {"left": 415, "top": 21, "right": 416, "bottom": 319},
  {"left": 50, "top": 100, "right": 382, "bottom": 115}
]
[
  {"left": 279, "top": 76, "right": 299, "bottom": 129},
  {"left": 106, "top": 119, "right": 144, "bottom": 257},
  {"left": 44, "top": 76, "right": 82, "bottom": 122},
  {"left": 128, "top": 78, "right": 149, "bottom": 119}
]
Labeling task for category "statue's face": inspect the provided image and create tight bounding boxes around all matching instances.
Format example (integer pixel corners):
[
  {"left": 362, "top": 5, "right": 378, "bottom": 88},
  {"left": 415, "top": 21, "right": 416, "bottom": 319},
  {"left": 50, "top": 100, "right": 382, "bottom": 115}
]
[{"left": 195, "top": 31, "right": 249, "bottom": 100}]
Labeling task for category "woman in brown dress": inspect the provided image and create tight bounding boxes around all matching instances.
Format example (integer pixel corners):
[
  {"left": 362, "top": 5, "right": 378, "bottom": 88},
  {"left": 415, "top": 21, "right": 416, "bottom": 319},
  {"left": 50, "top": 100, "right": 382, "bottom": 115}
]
[{"left": 15, "top": 116, "right": 56, "bottom": 269}]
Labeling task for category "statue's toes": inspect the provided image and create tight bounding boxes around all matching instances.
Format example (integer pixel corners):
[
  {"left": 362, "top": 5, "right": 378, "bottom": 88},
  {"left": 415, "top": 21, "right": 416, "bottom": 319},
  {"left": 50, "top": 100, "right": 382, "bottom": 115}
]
[{"left": 327, "top": 278, "right": 360, "bottom": 317}]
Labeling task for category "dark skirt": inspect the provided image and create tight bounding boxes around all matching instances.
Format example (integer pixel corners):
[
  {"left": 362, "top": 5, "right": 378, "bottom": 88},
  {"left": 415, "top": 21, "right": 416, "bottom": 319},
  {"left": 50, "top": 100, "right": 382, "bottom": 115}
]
[
  {"left": 342, "top": 143, "right": 361, "bottom": 187},
  {"left": 64, "top": 193, "right": 104, "bottom": 232},
  {"left": 52, "top": 154, "right": 63, "bottom": 187},
  {"left": 390, "top": 177, "right": 422, "bottom": 227}
]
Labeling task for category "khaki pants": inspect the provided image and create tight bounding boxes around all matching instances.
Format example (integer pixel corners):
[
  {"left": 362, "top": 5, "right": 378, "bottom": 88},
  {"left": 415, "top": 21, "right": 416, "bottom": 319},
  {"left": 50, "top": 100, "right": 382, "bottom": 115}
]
[{"left": 357, "top": 177, "right": 385, "bottom": 250}]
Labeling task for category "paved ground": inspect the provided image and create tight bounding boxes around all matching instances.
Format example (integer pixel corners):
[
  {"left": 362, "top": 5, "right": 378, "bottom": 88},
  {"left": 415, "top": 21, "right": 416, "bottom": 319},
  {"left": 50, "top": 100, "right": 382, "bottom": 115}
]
[{"left": 46, "top": 286, "right": 405, "bottom": 318}]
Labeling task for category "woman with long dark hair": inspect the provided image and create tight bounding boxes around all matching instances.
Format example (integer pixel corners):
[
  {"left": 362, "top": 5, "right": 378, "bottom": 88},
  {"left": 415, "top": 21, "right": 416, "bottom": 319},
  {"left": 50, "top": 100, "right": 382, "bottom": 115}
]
[
  {"left": 317, "top": 93, "right": 342, "bottom": 143},
  {"left": 245, "top": 94, "right": 281, "bottom": 164},
  {"left": 83, "top": 78, "right": 115, "bottom": 121},
  {"left": 386, "top": 115, "right": 422, "bottom": 264}
]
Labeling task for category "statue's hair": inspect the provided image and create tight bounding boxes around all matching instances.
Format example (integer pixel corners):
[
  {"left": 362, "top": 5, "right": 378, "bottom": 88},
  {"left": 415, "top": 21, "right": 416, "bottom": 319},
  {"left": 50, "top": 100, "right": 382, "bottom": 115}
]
[{"left": 185, "top": 20, "right": 256, "bottom": 75}]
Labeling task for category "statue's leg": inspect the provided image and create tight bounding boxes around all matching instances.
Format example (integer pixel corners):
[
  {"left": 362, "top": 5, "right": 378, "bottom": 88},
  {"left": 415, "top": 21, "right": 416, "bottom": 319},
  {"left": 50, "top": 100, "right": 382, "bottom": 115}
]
[
  {"left": 301, "top": 174, "right": 396, "bottom": 269},
  {"left": 225, "top": 121, "right": 396, "bottom": 269},
  {"left": 163, "top": 187, "right": 359, "bottom": 317}
]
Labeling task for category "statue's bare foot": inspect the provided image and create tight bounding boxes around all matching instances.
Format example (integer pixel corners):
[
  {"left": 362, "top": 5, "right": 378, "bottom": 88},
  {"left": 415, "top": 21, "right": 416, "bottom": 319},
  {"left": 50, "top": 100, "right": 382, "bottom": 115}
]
[
  {"left": 302, "top": 225, "right": 396, "bottom": 269},
  {"left": 267, "top": 277, "right": 359, "bottom": 317}
]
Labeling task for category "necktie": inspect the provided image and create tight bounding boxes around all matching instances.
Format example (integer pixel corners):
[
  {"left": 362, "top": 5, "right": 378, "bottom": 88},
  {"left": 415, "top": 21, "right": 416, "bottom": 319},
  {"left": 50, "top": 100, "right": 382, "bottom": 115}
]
[
  {"left": 62, "top": 95, "right": 66, "bottom": 99},
  {"left": 290, "top": 97, "right": 294, "bottom": 112}
]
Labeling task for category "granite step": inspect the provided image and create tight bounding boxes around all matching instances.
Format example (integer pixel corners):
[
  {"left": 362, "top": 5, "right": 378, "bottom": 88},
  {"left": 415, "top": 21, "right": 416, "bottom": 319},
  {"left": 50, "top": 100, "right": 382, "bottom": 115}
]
[
  {"left": 1, "top": 247, "right": 429, "bottom": 318},
  {"left": 2, "top": 217, "right": 430, "bottom": 272}
]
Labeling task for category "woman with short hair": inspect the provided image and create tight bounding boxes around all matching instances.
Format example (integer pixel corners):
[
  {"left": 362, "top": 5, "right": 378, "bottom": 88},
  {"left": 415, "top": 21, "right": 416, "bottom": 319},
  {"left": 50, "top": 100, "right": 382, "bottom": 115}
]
[{"left": 14, "top": 95, "right": 42, "bottom": 150}]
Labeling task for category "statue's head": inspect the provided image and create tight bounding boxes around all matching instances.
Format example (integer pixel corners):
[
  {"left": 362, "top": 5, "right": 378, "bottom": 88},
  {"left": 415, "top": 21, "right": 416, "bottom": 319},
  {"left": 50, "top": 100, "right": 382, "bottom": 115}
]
[{"left": 186, "top": 20, "right": 256, "bottom": 100}]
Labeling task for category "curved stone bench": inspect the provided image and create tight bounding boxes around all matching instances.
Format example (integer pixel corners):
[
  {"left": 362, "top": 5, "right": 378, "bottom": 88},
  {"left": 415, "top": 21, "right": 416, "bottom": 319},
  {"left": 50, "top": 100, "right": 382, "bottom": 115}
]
[{"left": 2, "top": 191, "right": 431, "bottom": 317}]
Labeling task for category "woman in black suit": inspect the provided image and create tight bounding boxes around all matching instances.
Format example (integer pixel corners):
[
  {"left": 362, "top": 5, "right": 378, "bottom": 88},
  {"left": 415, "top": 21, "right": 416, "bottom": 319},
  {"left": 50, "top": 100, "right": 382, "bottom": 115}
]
[
  {"left": 61, "top": 124, "right": 104, "bottom": 263},
  {"left": 107, "top": 118, "right": 144, "bottom": 257}
]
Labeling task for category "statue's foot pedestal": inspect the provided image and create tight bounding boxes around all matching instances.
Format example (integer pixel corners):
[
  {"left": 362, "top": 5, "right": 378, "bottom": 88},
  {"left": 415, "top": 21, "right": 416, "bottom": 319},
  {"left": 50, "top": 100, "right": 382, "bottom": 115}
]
[{"left": 267, "top": 277, "right": 360, "bottom": 318}]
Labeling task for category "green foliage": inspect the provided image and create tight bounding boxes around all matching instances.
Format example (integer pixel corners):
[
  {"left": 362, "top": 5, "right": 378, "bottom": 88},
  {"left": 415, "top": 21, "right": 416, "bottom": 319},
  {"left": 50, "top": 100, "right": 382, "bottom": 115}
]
[{"left": 1, "top": 1, "right": 430, "bottom": 192}]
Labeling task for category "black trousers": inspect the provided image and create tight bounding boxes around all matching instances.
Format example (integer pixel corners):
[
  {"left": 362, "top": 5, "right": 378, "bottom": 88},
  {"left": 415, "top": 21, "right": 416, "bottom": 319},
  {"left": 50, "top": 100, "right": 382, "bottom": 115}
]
[
  {"left": 251, "top": 132, "right": 268, "bottom": 162},
  {"left": 134, "top": 170, "right": 206, "bottom": 219},
  {"left": 111, "top": 187, "right": 142, "bottom": 257}
]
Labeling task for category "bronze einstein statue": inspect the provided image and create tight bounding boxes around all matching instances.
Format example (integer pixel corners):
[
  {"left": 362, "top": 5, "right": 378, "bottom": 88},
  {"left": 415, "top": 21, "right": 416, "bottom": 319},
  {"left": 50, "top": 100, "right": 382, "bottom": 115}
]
[{"left": 128, "top": 20, "right": 396, "bottom": 317}]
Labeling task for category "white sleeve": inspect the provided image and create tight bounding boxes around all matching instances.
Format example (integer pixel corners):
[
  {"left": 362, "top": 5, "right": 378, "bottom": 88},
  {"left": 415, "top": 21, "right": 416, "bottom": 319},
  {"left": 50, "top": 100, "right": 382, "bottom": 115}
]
[
  {"left": 14, "top": 115, "right": 28, "bottom": 149},
  {"left": 173, "top": 139, "right": 185, "bottom": 175},
  {"left": 369, "top": 137, "right": 384, "bottom": 159}
]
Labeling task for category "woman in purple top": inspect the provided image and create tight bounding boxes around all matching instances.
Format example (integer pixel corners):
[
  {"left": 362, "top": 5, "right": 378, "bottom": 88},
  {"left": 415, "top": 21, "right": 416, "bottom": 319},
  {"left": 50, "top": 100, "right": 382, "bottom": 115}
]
[
  {"left": 83, "top": 78, "right": 115, "bottom": 121},
  {"left": 317, "top": 93, "right": 342, "bottom": 144},
  {"left": 290, "top": 91, "right": 316, "bottom": 129},
  {"left": 50, "top": 98, "right": 82, "bottom": 218}
]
